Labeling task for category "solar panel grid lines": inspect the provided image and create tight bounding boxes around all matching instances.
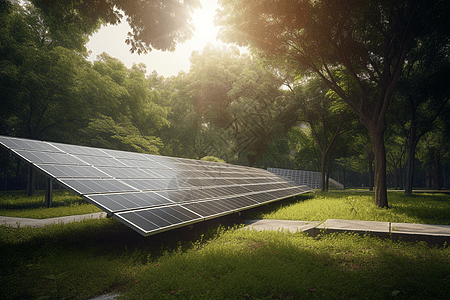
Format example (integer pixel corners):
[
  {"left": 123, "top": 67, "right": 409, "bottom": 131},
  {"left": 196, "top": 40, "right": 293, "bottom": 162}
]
[
  {"left": 114, "top": 205, "right": 203, "bottom": 234},
  {"left": 0, "top": 135, "right": 313, "bottom": 237},
  {"left": 267, "top": 167, "right": 322, "bottom": 189}
]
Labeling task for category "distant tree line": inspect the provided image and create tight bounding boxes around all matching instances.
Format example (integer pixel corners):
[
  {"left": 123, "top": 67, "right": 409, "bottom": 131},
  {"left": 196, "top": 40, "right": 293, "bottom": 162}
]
[{"left": 1, "top": 0, "right": 450, "bottom": 207}]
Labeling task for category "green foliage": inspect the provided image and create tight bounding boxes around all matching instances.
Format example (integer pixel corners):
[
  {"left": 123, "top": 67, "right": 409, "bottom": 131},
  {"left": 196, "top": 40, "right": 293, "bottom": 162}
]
[
  {"left": 189, "top": 45, "right": 301, "bottom": 165},
  {"left": 216, "top": 0, "right": 450, "bottom": 207},
  {"left": 154, "top": 72, "right": 236, "bottom": 160},
  {"left": 201, "top": 156, "right": 226, "bottom": 163},
  {"left": 0, "top": 2, "right": 89, "bottom": 140},
  {"left": 77, "top": 54, "right": 169, "bottom": 153},
  {"left": 30, "top": 0, "right": 201, "bottom": 54}
]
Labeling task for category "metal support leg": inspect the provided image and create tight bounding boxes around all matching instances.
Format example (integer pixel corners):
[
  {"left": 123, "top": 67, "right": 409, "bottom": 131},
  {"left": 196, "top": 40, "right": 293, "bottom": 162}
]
[
  {"left": 26, "top": 164, "right": 35, "bottom": 196},
  {"left": 45, "top": 178, "right": 53, "bottom": 208}
]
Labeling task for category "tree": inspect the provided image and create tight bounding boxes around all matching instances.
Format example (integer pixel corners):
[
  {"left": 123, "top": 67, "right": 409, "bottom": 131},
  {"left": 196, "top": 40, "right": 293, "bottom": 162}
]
[
  {"left": 292, "top": 126, "right": 321, "bottom": 172},
  {"left": 78, "top": 54, "right": 169, "bottom": 153},
  {"left": 392, "top": 29, "right": 450, "bottom": 194},
  {"left": 417, "top": 116, "right": 450, "bottom": 190},
  {"left": 0, "top": 2, "right": 89, "bottom": 140},
  {"left": 189, "top": 45, "right": 302, "bottom": 166},
  {"left": 216, "top": 0, "right": 450, "bottom": 207},
  {"left": 299, "top": 76, "right": 352, "bottom": 191},
  {"left": 385, "top": 131, "right": 406, "bottom": 190},
  {"left": 153, "top": 72, "right": 235, "bottom": 160},
  {"left": 30, "top": 0, "right": 201, "bottom": 54}
]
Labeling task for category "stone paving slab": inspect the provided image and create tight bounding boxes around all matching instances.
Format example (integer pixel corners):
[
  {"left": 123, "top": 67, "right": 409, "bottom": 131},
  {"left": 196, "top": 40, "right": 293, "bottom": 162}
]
[
  {"left": 390, "top": 222, "right": 450, "bottom": 245},
  {"left": 317, "top": 219, "right": 390, "bottom": 233},
  {"left": 314, "top": 219, "right": 391, "bottom": 239},
  {"left": 391, "top": 222, "right": 450, "bottom": 235},
  {"left": 242, "top": 219, "right": 321, "bottom": 234},
  {"left": 242, "top": 219, "right": 450, "bottom": 246},
  {"left": 0, "top": 212, "right": 107, "bottom": 228}
]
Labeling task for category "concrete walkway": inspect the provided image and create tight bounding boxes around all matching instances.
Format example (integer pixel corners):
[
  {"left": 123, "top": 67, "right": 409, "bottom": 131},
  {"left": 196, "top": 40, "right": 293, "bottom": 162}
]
[
  {"left": 0, "top": 212, "right": 107, "bottom": 228},
  {"left": 243, "top": 219, "right": 450, "bottom": 246},
  {"left": 2, "top": 213, "right": 449, "bottom": 246}
]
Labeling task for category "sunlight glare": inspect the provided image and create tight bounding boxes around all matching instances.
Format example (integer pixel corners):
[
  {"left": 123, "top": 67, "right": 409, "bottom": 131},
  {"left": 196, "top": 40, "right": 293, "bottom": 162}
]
[{"left": 191, "top": 0, "right": 220, "bottom": 46}]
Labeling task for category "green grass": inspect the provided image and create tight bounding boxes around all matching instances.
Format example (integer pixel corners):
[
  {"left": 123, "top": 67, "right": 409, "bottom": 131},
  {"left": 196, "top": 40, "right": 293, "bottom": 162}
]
[
  {"left": 1, "top": 218, "right": 449, "bottom": 300},
  {"left": 2, "top": 190, "right": 449, "bottom": 225},
  {"left": 0, "top": 190, "right": 101, "bottom": 218},
  {"left": 1, "top": 191, "right": 450, "bottom": 299},
  {"left": 251, "top": 191, "right": 450, "bottom": 225},
  {"left": 125, "top": 229, "right": 450, "bottom": 300}
]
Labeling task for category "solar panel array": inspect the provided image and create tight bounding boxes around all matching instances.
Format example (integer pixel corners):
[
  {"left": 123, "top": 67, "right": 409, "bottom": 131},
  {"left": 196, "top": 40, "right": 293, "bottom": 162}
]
[
  {"left": 0, "top": 135, "right": 313, "bottom": 236},
  {"left": 268, "top": 168, "right": 322, "bottom": 189}
]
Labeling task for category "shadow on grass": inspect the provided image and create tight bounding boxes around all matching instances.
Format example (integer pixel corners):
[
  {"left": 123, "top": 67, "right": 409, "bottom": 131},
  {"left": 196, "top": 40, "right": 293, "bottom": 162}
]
[
  {"left": 0, "top": 212, "right": 251, "bottom": 299},
  {"left": 123, "top": 230, "right": 450, "bottom": 300},
  {"left": 388, "top": 193, "right": 450, "bottom": 224}
]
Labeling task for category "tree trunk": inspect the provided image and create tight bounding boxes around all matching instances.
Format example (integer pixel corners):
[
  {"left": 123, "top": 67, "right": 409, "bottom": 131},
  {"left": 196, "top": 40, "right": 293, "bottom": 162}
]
[
  {"left": 368, "top": 159, "right": 374, "bottom": 192},
  {"left": 321, "top": 153, "right": 329, "bottom": 192},
  {"left": 394, "top": 168, "right": 398, "bottom": 190},
  {"left": 343, "top": 168, "right": 346, "bottom": 190},
  {"left": 26, "top": 164, "right": 36, "bottom": 196},
  {"left": 326, "top": 161, "right": 331, "bottom": 190},
  {"left": 371, "top": 127, "right": 388, "bottom": 208},
  {"left": 435, "top": 161, "right": 441, "bottom": 190},
  {"left": 404, "top": 138, "right": 418, "bottom": 195},
  {"left": 364, "top": 145, "right": 374, "bottom": 191}
]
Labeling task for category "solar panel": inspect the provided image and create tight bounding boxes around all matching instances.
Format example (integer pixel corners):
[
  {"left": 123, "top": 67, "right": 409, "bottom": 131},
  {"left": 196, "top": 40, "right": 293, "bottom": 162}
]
[{"left": 0, "top": 135, "right": 313, "bottom": 236}]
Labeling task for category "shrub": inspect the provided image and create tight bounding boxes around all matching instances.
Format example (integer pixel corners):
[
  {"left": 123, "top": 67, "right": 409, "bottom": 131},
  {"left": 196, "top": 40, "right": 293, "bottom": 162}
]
[{"left": 200, "top": 156, "right": 226, "bottom": 163}]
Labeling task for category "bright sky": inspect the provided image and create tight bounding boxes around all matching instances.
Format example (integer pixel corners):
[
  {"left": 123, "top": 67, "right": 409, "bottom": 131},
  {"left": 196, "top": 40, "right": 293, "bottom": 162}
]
[{"left": 86, "top": 0, "right": 237, "bottom": 78}]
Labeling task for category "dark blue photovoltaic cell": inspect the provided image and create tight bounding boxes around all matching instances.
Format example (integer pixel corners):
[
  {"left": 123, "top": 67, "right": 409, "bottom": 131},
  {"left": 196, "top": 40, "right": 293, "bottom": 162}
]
[
  {"left": 52, "top": 142, "right": 109, "bottom": 157},
  {"left": 16, "top": 150, "right": 84, "bottom": 165},
  {"left": 0, "top": 137, "right": 60, "bottom": 152},
  {"left": 36, "top": 164, "right": 109, "bottom": 178},
  {"left": 115, "top": 205, "right": 202, "bottom": 233},
  {"left": 74, "top": 155, "right": 128, "bottom": 167},
  {"left": 245, "top": 192, "right": 277, "bottom": 203},
  {"left": 133, "top": 210, "right": 172, "bottom": 227},
  {"left": 123, "top": 192, "right": 172, "bottom": 207},
  {"left": 116, "top": 212, "right": 159, "bottom": 232},
  {"left": 121, "top": 179, "right": 179, "bottom": 191},
  {"left": 96, "top": 167, "right": 153, "bottom": 179},
  {"left": 0, "top": 135, "right": 313, "bottom": 237},
  {"left": 86, "top": 194, "right": 130, "bottom": 212},
  {"left": 181, "top": 202, "right": 218, "bottom": 217},
  {"left": 147, "top": 169, "right": 177, "bottom": 178},
  {"left": 60, "top": 179, "right": 136, "bottom": 194},
  {"left": 87, "top": 191, "right": 174, "bottom": 212},
  {"left": 226, "top": 195, "right": 258, "bottom": 208},
  {"left": 156, "top": 189, "right": 193, "bottom": 203},
  {"left": 101, "top": 148, "right": 148, "bottom": 160},
  {"left": 190, "top": 188, "right": 216, "bottom": 200}
]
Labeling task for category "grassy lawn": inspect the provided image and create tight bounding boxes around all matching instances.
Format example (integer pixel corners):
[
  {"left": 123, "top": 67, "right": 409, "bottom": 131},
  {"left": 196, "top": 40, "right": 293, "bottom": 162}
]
[
  {"left": 1, "top": 191, "right": 450, "bottom": 299},
  {"left": 251, "top": 191, "right": 450, "bottom": 225},
  {"left": 0, "top": 190, "right": 101, "bottom": 219}
]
